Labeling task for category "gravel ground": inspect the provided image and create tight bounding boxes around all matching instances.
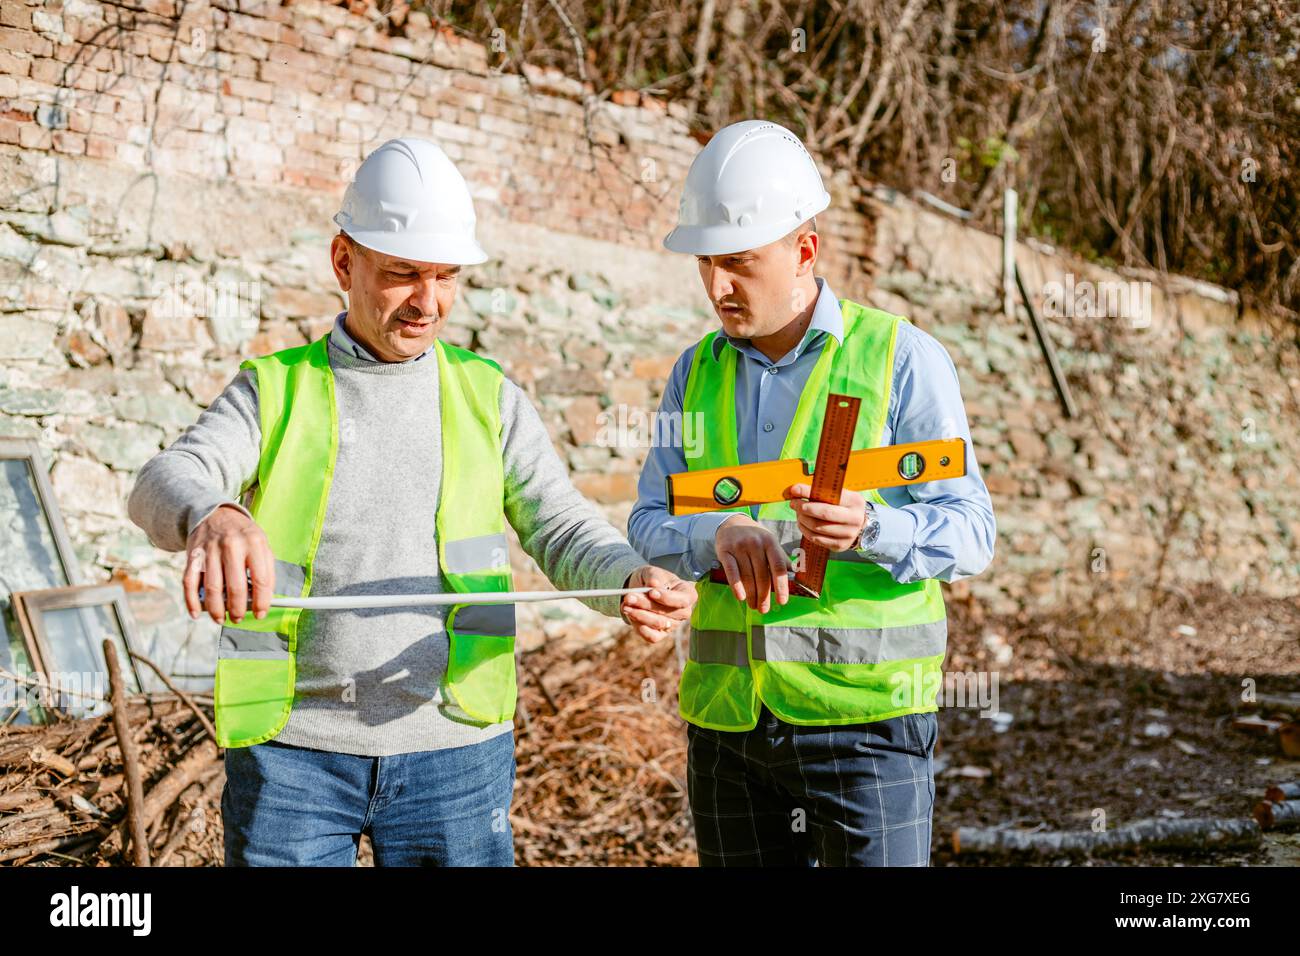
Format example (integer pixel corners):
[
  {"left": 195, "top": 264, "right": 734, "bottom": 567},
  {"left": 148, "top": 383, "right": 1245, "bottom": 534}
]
[{"left": 930, "top": 583, "right": 1300, "bottom": 865}]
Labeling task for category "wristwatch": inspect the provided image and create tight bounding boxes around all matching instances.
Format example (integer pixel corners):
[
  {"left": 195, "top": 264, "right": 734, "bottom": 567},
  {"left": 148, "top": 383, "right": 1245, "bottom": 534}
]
[{"left": 857, "top": 500, "right": 880, "bottom": 552}]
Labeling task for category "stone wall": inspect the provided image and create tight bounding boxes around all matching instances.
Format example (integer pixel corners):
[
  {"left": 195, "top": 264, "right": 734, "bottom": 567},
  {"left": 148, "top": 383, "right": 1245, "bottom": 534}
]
[
  {"left": 2, "top": 0, "right": 1297, "bottom": 682},
  {"left": 869, "top": 189, "right": 1300, "bottom": 617}
]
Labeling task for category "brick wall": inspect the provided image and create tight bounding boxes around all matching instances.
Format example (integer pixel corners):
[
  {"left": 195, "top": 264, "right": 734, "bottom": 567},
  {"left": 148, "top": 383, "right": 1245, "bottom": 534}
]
[{"left": 0, "top": 0, "right": 875, "bottom": 282}]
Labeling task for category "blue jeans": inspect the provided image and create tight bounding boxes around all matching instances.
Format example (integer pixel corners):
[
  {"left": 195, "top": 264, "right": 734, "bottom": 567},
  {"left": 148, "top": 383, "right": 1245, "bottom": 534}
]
[
  {"left": 221, "top": 730, "right": 516, "bottom": 866},
  {"left": 687, "top": 706, "right": 938, "bottom": 866}
]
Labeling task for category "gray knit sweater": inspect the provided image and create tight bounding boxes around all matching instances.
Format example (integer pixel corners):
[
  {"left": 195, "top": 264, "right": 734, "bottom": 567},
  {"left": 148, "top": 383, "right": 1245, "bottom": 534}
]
[{"left": 127, "top": 315, "right": 646, "bottom": 756}]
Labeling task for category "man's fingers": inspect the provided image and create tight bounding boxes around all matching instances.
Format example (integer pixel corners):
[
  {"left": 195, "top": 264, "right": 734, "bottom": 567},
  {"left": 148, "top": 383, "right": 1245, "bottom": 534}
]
[
  {"left": 246, "top": 535, "right": 274, "bottom": 620},
  {"left": 640, "top": 568, "right": 679, "bottom": 588},
  {"left": 222, "top": 540, "right": 249, "bottom": 623},
  {"left": 624, "top": 606, "right": 673, "bottom": 629},
  {"left": 791, "top": 497, "right": 858, "bottom": 527},
  {"left": 647, "top": 586, "right": 693, "bottom": 610},
  {"left": 735, "top": 550, "right": 760, "bottom": 611},
  {"left": 621, "top": 592, "right": 657, "bottom": 628},
  {"left": 718, "top": 552, "right": 745, "bottom": 602},
  {"left": 663, "top": 601, "right": 695, "bottom": 620},
  {"left": 766, "top": 542, "right": 790, "bottom": 606},
  {"left": 624, "top": 606, "right": 676, "bottom": 632},
  {"left": 632, "top": 574, "right": 696, "bottom": 622},
  {"left": 744, "top": 549, "right": 773, "bottom": 613},
  {"left": 203, "top": 548, "right": 226, "bottom": 624},
  {"left": 795, "top": 511, "right": 861, "bottom": 539},
  {"left": 797, "top": 518, "right": 861, "bottom": 538},
  {"left": 795, "top": 524, "right": 842, "bottom": 547},
  {"left": 183, "top": 546, "right": 206, "bottom": 619},
  {"left": 645, "top": 601, "right": 693, "bottom": 622},
  {"left": 803, "top": 530, "right": 858, "bottom": 551},
  {"left": 797, "top": 500, "right": 860, "bottom": 523},
  {"left": 746, "top": 547, "right": 773, "bottom": 613}
]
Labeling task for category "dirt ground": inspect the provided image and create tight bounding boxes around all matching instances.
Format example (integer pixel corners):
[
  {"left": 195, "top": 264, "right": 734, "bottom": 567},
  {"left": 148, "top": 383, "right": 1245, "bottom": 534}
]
[
  {"left": 509, "top": 582, "right": 1300, "bottom": 867},
  {"left": 15, "top": 581, "right": 1290, "bottom": 867},
  {"left": 930, "top": 584, "right": 1300, "bottom": 865}
]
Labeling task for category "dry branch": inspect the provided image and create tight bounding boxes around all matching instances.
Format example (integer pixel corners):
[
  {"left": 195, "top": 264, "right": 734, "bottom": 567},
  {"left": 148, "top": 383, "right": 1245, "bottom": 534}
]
[
  {"left": 0, "top": 693, "right": 219, "bottom": 865},
  {"left": 952, "top": 817, "right": 1263, "bottom": 858},
  {"left": 106, "top": 638, "right": 149, "bottom": 867},
  {"left": 1265, "top": 781, "right": 1300, "bottom": 804},
  {"left": 1253, "top": 800, "right": 1300, "bottom": 831}
]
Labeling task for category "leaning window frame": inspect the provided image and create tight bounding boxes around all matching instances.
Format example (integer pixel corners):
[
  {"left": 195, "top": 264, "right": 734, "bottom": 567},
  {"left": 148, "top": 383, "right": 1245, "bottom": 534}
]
[
  {"left": 0, "top": 439, "right": 86, "bottom": 725},
  {"left": 10, "top": 584, "right": 145, "bottom": 721}
]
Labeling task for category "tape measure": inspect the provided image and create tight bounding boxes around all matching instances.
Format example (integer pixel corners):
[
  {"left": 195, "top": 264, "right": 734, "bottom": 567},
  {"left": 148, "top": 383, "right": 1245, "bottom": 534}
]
[{"left": 197, "top": 573, "right": 651, "bottom": 610}]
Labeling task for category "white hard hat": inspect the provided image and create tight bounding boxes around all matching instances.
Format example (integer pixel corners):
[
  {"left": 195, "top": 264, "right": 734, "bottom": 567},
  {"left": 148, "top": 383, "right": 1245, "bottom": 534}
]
[
  {"left": 663, "top": 120, "right": 831, "bottom": 256},
  {"left": 333, "top": 138, "right": 488, "bottom": 265}
]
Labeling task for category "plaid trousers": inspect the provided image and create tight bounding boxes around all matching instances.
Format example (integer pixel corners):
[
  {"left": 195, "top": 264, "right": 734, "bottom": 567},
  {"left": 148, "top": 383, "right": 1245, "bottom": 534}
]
[{"left": 686, "top": 704, "right": 938, "bottom": 866}]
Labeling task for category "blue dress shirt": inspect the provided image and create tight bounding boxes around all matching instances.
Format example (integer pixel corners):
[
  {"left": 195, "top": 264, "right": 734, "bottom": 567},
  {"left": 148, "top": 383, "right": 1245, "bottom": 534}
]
[{"left": 627, "top": 277, "right": 996, "bottom": 584}]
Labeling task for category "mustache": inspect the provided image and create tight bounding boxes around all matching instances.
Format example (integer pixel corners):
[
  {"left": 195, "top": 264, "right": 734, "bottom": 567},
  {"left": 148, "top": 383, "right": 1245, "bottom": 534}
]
[{"left": 393, "top": 309, "right": 437, "bottom": 323}]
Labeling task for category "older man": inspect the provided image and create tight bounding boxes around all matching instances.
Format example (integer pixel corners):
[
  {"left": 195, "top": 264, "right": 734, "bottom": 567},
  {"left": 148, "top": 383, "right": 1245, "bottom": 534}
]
[
  {"left": 629, "top": 120, "right": 995, "bottom": 866},
  {"left": 129, "top": 137, "right": 694, "bottom": 866}
]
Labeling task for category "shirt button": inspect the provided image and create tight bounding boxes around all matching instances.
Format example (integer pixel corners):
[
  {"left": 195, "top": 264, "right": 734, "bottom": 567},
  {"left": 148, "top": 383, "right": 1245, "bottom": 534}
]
[
  {"left": 763, "top": 422, "right": 774, "bottom": 432},
  {"left": 767, "top": 366, "right": 778, "bottom": 374}
]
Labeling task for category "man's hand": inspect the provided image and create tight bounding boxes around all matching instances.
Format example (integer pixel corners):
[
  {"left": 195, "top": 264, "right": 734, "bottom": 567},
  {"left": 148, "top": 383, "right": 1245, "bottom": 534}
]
[
  {"left": 714, "top": 513, "right": 791, "bottom": 613},
  {"left": 183, "top": 504, "right": 275, "bottom": 625},
  {"left": 621, "top": 565, "right": 696, "bottom": 643},
  {"left": 784, "top": 484, "right": 869, "bottom": 553}
]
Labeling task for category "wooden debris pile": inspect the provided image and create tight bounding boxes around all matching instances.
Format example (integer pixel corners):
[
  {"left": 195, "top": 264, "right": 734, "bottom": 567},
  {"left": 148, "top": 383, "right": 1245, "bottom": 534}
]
[
  {"left": 3, "top": 631, "right": 696, "bottom": 868},
  {"left": 0, "top": 695, "right": 223, "bottom": 866},
  {"left": 511, "top": 634, "right": 694, "bottom": 866}
]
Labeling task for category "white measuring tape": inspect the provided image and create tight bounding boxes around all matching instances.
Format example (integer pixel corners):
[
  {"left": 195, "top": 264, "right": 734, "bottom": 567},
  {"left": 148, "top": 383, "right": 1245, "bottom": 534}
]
[{"left": 197, "top": 585, "right": 653, "bottom": 610}]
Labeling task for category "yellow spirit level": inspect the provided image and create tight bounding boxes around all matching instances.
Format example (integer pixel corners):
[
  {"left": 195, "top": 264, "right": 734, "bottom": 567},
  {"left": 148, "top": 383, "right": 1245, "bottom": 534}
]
[{"left": 666, "top": 393, "right": 966, "bottom": 597}]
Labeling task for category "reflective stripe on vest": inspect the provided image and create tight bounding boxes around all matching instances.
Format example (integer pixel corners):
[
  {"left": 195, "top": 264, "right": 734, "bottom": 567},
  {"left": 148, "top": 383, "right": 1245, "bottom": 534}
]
[
  {"left": 691, "top": 620, "right": 946, "bottom": 665},
  {"left": 678, "top": 299, "right": 947, "bottom": 731},
  {"left": 216, "top": 559, "right": 305, "bottom": 660},
  {"left": 213, "top": 332, "right": 517, "bottom": 748}
]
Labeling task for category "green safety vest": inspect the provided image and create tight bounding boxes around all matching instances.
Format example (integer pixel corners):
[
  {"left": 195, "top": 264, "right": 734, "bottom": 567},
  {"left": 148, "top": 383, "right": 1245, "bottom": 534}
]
[
  {"left": 213, "top": 332, "right": 517, "bottom": 748},
  {"left": 679, "top": 299, "right": 947, "bottom": 731}
]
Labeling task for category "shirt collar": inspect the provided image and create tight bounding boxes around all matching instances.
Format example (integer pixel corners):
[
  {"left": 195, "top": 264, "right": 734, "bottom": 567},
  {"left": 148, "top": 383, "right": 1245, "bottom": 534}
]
[
  {"left": 709, "top": 276, "right": 843, "bottom": 361},
  {"left": 329, "top": 311, "right": 437, "bottom": 363}
]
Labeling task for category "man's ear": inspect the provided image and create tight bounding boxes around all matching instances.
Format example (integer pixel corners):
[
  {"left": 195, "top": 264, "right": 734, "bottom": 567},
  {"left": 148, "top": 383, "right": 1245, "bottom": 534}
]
[
  {"left": 795, "top": 230, "right": 819, "bottom": 276},
  {"left": 331, "top": 233, "right": 354, "bottom": 293}
]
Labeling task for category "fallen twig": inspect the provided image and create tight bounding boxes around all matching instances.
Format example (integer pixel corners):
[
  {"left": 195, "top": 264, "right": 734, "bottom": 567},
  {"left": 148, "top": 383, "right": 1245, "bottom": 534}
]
[
  {"left": 128, "top": 650, "right": 218, "bottom": 746},
  {"left": 105, "top": 638, "right": 150, "bottom": 867},
  {"left": 952, "top": 817, "right": 1263, "bottom": 858}
]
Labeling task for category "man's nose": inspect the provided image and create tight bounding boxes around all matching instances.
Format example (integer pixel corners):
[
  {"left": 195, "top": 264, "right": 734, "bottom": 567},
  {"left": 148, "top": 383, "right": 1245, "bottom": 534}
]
[
  {"left": 706, "top": 265, "right": 733, "bottom": 304},
  {"left": 409, "top": 278, "right": 440, "bottom": 318}
]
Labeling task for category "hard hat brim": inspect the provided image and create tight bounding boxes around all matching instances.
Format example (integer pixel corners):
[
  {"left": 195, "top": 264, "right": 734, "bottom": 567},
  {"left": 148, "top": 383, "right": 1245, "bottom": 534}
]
[
  {"left": 662, "top": 195, "right": 830, "bottom": 257},
  {"left": 339, "top": 226, "right": 489, "bottom": 266}
]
